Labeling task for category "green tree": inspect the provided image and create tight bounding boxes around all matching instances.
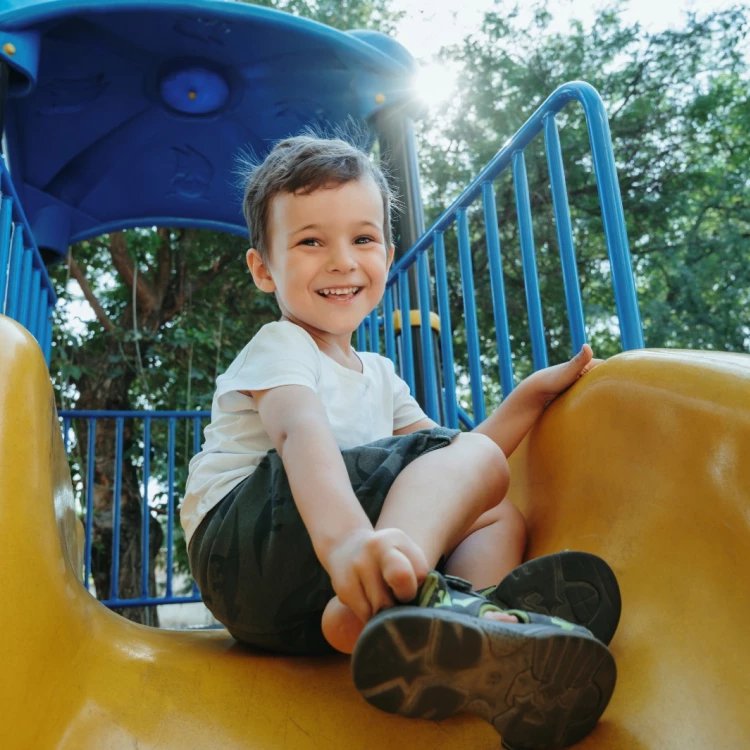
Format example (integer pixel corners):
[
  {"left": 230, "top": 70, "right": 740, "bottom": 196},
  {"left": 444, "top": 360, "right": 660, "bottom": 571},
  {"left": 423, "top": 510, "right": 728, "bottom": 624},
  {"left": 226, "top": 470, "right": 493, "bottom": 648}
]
[{"left": 417, "top": 3, "right": 750, "bottom": 418}]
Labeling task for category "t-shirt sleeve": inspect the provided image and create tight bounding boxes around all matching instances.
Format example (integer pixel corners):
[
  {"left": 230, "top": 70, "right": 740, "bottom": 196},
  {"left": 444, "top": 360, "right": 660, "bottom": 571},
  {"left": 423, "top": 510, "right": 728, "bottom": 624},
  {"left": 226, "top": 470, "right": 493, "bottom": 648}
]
[
  {"left": 388, "top": 358, "right": 428, "bottom": 431},
  {"left": 215, "top": 322, "right": 321, "bottom": 411}
]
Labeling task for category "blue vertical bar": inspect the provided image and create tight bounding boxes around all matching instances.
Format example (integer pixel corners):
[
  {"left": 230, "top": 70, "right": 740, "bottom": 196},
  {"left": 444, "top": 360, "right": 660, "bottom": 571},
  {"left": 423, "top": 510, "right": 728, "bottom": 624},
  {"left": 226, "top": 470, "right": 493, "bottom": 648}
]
[
  {"left": 35, "top": 289, "right": 47, "bottom": 348},
  {"left": 481, "top": 182, "right": 515, "bottom": 397},
  {"left": 140, "top": 417, "right": 151, "bottom": 599},
  {"left": 166, "top": 418, "right": 176, "bottom": 598},
  {"left": 544, "top": 114, "right": 586, "bottom": 354},
  {"left": 110, "top": 417, "right": 124, "bottom": 600},
  {"left": 6, "top": 225, "right": 24, "bottom": 319},
  {"left": 63, "top": 417, "right": 71, "bottom": 453},
  {"left": 16, "top": 248, "right": 32, "bottom": 328},
  {"left": 192, "top": 417, "right": 201, "bottom": 597},
  {"left": 356, "top": 322, "right": 366, "bottom": 352},
  {"left": 398, "top": 272, "right": 415, "bottom": 394},
  {"left": 384, "top": 286, "right": 396, "bottom": 364},
  {"left": 43, "top": 307, "right": 52, "bottom": 363},
  {"left": 456, "top": 209, "right": 486, "bottom": 424},
  {"left": 192, "top": 416, "right": 202, "bottom": 456},
  {"left": 577, "top": 86, "right": 644, "bottom": 349},
  {"left": 27, "top": 268, "right": 40, "bottom": 333},
  {"left": 84, "top": 419, "right": 96, "bottom": 590},
  {"left": 417, "top": 251, "right": 439, "bottom": 421},
  {"left": 433, "top": 231, "right": 459, "bottom": 429},
  {"left": 512, "top": 151, "right": 548, "bottom": 371},
  {"left": 369, "top": 308, "right": 380, "bottom": 354},
  {"left": 0, "top": 197, "right": 13, "bottom": 312}
]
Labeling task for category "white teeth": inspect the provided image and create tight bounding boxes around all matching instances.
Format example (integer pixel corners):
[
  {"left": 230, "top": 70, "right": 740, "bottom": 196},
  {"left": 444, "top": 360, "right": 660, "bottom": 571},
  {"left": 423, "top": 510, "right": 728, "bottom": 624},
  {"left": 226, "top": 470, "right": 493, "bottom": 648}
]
[{"left": 319, "top": 287, "right": 360, "bottom": 296}]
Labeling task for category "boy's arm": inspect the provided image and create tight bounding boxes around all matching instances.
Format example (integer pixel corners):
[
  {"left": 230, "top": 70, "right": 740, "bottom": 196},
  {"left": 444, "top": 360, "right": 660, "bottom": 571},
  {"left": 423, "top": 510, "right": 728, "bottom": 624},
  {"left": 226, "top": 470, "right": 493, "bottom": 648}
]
[{"left": 249, "top": 385, "right": 373, "bottom": 565}]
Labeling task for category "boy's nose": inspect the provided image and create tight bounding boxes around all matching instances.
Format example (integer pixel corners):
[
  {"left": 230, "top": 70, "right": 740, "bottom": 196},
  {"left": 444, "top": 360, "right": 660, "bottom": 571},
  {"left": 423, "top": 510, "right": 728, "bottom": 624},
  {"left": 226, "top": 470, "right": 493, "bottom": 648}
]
[{"left": 327, "top": 243, "right": 358, "bottom": 272}]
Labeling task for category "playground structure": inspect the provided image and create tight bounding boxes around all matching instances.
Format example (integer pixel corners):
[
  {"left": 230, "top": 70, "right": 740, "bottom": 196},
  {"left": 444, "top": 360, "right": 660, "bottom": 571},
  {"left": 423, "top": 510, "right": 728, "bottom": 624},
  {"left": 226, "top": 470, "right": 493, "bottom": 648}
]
[{"left": 1, "top": 1, "right": 749, "bottom": 748}]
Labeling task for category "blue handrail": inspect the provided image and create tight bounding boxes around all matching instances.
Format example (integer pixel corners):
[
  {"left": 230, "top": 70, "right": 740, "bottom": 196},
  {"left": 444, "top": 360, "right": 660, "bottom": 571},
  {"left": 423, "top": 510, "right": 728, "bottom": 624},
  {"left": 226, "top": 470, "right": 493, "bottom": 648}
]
[
  {"left": 60, "top": 410, "right": 210, "bottom": 610},
  {"left": 0, "top": 155, "right": 57, "bottom": 362},
  {"left": 359, "top": 80, "right": 643, "bottom": 424}
]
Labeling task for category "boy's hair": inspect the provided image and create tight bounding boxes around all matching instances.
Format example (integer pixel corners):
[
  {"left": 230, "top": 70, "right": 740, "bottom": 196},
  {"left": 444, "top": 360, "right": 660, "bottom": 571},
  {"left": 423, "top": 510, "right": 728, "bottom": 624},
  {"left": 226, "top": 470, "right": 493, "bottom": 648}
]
[{"left": 240, "top": 135, "right": 397, "bottom": 263}]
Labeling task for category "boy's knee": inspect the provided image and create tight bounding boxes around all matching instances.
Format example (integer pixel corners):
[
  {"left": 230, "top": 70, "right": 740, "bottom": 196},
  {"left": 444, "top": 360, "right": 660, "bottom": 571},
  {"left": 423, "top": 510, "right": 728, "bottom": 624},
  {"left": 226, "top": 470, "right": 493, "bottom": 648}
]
[{"left": 456, "top": 433, "right": 510, "bottom": 507}]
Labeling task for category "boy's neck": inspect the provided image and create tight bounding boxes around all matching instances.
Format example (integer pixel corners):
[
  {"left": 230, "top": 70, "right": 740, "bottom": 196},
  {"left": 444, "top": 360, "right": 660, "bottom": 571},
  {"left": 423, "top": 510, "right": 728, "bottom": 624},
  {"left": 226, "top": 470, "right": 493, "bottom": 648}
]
[{"left": 280, "top": 315, "right": 363, "bottom": 371}]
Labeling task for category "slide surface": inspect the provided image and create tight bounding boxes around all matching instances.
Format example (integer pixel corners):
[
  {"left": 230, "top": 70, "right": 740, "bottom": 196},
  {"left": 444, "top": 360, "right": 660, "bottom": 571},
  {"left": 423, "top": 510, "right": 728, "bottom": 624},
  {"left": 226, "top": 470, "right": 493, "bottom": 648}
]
[{"left": 1, "top": 314, "right": 748, "bottom": 749}]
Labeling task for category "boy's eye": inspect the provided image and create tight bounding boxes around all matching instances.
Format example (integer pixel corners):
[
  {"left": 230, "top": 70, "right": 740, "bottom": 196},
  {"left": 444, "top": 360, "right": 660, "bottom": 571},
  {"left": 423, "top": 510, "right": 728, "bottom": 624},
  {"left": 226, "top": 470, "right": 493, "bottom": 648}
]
[
  {"left": 299, "top": 238, "right": 320, "bottom": 247},
  {"left": 355, "top": 236, "right": 374, "bottom": 244}
]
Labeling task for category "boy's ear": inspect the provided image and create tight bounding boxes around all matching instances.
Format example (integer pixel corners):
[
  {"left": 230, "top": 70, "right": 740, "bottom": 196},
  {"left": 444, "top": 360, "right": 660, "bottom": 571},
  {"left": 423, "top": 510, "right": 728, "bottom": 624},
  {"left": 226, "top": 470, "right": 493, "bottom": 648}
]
[
  {"left": 386, "top": 245, "right": 395, "bottom": 273},
  {"left": 246, "top": 248, "right": 276, "bottom": 293}
]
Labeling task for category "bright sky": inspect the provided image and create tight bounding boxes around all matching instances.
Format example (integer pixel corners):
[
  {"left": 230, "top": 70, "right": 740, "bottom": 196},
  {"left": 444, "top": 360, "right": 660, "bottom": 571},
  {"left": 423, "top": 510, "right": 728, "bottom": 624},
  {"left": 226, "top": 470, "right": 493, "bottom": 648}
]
[{"left": 394, "top": 0, "right": 736, "bottom": 105}]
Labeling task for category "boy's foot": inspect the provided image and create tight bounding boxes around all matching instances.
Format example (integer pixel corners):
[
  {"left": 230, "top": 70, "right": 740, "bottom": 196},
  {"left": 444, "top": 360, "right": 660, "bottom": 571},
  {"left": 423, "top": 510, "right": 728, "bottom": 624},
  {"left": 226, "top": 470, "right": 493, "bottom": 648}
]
[
  {"left": 478, "top": 551, "right": 622, "bottom": 645},
  {"left": 352, "top": 570, "right": 616, "bottom": 750}
]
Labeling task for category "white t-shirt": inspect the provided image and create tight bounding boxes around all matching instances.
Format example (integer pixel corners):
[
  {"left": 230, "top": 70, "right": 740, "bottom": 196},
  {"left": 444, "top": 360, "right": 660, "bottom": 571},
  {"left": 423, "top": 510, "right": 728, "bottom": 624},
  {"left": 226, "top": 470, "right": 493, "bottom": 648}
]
[{"left": 180, "top": 320, "right": 427, "bottom": 545}]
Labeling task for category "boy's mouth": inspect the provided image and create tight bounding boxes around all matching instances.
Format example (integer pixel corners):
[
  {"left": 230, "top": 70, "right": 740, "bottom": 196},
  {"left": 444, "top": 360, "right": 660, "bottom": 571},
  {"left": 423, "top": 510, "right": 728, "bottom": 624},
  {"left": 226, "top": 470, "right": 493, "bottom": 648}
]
[{"left": 317, "top": 286, "right": 363, "bottom": 302}]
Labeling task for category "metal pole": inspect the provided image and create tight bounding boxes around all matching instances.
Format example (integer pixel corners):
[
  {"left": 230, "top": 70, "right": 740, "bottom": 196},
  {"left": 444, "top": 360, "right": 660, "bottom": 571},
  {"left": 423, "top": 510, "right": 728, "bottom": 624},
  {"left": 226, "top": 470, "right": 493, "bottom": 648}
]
[
  {"left": 373, "top": 109, "right": 443, "bottom": 418},
  {"left": 0, "top": 61, "right": 8, "bottom": 154}
]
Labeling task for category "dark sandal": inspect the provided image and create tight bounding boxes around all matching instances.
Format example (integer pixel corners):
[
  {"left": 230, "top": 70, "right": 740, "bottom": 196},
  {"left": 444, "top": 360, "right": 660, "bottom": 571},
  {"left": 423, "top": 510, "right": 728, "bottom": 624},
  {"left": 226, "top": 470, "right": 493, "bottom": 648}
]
[
  {"left": 478, "top": 551, "right": 622, "bottom": 645},
  {"left": 352, "top": 570, "right": 617, "bottom": 750}
]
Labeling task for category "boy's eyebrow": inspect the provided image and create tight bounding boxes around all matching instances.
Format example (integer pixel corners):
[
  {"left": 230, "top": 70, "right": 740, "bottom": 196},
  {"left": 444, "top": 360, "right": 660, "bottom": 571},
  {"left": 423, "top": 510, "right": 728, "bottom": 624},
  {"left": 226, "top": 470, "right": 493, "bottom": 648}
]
[{"left": 289, "top": 220, "right": 383, "bottom": 235}]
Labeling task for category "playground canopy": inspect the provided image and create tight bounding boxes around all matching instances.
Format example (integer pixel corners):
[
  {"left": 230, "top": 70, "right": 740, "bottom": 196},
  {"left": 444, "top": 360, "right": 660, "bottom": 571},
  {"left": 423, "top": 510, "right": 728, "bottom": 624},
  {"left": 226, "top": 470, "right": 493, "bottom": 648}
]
[{"left": 0, "top": 0, "right": 418, "bottom": 260}]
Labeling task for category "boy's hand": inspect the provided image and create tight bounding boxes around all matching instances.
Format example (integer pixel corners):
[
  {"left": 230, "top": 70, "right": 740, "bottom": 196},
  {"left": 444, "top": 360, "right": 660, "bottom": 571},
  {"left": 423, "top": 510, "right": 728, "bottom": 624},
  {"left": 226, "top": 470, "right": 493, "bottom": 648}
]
[
  {"left": 530, "top": 344, "right": 603, "bottom": 406},
  {"left": 325, "top": 527, "right": 429, "bottom": 624}
]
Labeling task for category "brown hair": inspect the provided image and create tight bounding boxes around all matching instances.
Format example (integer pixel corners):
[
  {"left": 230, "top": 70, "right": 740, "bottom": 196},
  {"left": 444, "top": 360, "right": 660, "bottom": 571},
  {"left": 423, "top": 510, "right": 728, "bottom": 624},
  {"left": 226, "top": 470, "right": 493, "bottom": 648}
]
[{"left": 240, "top": 135, "right": 397, "bottom": 263}]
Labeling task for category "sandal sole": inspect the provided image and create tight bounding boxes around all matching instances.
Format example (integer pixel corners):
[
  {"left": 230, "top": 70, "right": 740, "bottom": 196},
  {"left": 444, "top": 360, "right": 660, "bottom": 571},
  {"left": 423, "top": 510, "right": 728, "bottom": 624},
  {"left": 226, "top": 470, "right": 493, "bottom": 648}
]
[
  {"left": 352, "top": 607, "right": 616, "bottom": 749},
  {"left": 493, "top": 552, "right": 622, "bottom": 645}
]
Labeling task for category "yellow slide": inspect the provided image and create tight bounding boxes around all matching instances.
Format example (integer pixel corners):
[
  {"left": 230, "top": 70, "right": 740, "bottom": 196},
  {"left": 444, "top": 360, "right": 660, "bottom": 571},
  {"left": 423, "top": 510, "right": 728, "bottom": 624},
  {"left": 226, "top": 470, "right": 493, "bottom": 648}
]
[{"left": 1, "top": 313, "right": 748, "bottom": 749}]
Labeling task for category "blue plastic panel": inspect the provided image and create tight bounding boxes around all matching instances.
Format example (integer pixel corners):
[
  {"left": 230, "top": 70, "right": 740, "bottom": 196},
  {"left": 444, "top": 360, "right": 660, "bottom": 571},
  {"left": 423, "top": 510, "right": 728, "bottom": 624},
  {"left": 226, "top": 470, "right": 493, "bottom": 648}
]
[{"left": 0, "top": 0, "right": 418, "bottom": 257}]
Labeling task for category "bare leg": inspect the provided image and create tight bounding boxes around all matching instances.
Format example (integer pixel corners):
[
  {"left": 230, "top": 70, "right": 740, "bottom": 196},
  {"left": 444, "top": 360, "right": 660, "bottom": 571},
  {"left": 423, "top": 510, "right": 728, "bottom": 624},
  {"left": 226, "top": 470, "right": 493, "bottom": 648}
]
[
  {"left": 443, "top": 497, "right": 527, "bottom": 587},
  {"left": 322, "top": 433, "right": 522, "bottom": 654}
]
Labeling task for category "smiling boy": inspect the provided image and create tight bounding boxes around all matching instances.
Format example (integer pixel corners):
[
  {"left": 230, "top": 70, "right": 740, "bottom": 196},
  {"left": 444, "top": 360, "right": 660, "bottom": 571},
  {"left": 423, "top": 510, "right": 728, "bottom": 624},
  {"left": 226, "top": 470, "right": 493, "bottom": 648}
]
[{"left": 182, "top": 136, "right": 619, "bottom": 749}]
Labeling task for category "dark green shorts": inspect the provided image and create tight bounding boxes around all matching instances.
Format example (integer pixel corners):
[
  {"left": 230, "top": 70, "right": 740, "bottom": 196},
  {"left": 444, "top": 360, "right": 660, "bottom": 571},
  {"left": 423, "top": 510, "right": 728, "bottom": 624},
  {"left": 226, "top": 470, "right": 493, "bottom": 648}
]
[{"left": 188, "top": 426, "right": 460, "bottom": 656}]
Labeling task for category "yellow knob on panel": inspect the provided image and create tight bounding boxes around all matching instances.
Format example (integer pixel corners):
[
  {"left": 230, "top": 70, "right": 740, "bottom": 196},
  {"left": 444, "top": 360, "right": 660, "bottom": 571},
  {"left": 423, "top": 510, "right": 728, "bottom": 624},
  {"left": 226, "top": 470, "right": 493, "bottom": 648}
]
[
  {"left": 375, "top": 93, "right": 386, "bottom": 104},
  {"left": 3, "top": 42, "right": 16, "bottom": 56}
]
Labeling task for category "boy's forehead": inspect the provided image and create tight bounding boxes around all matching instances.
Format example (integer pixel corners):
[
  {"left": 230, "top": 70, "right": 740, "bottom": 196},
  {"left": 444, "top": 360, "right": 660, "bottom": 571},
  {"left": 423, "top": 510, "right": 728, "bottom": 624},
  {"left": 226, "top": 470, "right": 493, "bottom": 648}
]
[{"left": 270, "top": 177, "right": 384, "bottom": 233}]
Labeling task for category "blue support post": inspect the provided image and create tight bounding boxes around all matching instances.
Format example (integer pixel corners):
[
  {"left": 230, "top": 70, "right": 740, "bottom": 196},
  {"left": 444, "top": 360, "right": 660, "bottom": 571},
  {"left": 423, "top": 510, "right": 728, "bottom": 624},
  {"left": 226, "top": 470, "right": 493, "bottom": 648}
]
[
  {"left": 84, "top": 419, "right": 96, "bottom": 590},
  {"left": 16, "top": 247, "right": 32, "bottom": 328},
  {"left": 6, "top": 225, "right": 23, "bottom": 319},
  {"left": 481, "top": 181, "right": 515, "bottom": 397},
  {"left": 110, "top": 417, "right": 124, "bottom": 600},
  {"left": 28, "top": 268, "right": 40, "bottom": 334},
  {"left": 35, "top": 290, "right": 47, "bottom": 351},
  {"left": 544, "top": 114, "right": 587, "bottom": 354},
  {"left": 384, "top": 286, "right": 396, "bottom": 363},
  {"left": 166, "top": 417, "right": 176, "bottom": 598},
  {"left": 398, "top": 271, "right": 415, "bottom": 394},
  {"left": 369, "top": 308, "right": 380, "bottom": 354},
  {"left": 0, "top": 197, "right": 12, "bottom": 312},
  {"left": 456, "top": 209, "right": 486, "bottom": 423},
  {"left": 140, "top": 417, "right": 151, "bottom": 599},
  {"left": 356, "top": 322, "right": 366, "bottom": 352},
  {"left": 417, "top": 251, "right": 438, "bottom": 421},
  {"left": 512, "top": 151, "right": 548, "bottom": 371},
  {"left": 433, "top": 231, "right": 458, "bottom": 429}
]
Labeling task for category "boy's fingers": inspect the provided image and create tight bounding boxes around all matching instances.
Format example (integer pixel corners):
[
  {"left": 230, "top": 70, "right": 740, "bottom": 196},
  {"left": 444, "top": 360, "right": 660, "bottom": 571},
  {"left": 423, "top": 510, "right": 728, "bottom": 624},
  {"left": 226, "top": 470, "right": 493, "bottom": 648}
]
[
  {"left": 360, "top": 567, "right": 395, "bottom": 616},
  {"left": 381, "top": 548, "right": 418, "bottom": 602}
]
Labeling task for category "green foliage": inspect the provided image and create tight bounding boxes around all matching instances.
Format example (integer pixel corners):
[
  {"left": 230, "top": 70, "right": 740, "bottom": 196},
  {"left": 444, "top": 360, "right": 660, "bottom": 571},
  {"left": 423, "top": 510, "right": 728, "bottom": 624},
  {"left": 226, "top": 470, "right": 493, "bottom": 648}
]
[{"left": 417, "top": 2, "right": 750, "bottom": 418}]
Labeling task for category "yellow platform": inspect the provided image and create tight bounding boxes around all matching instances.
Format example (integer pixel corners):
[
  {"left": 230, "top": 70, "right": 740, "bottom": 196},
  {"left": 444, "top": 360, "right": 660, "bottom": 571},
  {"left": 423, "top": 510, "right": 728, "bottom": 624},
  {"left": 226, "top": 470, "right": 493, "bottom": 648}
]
[{"left": 1, "top": 314, "right": 749, "bottom": 749}]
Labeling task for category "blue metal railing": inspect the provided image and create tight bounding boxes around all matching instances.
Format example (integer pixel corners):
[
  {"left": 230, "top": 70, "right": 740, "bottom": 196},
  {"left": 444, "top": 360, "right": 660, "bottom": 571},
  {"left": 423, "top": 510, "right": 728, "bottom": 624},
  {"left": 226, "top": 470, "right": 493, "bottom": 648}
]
[
  {"left": 357, "top": 81, "right": 644, "bottom": 426},
  {"left": 0, "top": 155, "right": 56, "bottom": 362},
  {"left": 60, "top": 410, "right": 210, "bottom": 609}
]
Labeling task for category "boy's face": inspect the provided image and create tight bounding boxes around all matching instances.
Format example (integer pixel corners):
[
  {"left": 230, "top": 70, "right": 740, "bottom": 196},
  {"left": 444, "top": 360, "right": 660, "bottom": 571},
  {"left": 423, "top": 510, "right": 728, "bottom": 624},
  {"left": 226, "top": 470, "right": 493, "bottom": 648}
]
[{"left": 247, "top": 177, "right": 395, "bottom": 344}]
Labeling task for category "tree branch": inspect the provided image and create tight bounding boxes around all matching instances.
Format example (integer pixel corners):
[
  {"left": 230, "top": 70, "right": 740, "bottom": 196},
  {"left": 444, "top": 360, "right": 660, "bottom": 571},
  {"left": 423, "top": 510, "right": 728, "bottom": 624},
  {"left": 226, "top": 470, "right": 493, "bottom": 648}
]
[
  {"left": 67, "top": 253, "right": 116, "bottom": 332},
  {"left": 108, "top": 231, "right": 157, "bottom": 315}
]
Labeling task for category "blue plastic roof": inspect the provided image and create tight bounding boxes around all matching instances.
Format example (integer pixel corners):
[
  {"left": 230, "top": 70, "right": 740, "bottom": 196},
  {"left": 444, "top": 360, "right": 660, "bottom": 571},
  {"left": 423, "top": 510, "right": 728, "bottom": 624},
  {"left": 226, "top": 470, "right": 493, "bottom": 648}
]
[{"left": 0, "top": 0, "right": 419, "bottom": 258}]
